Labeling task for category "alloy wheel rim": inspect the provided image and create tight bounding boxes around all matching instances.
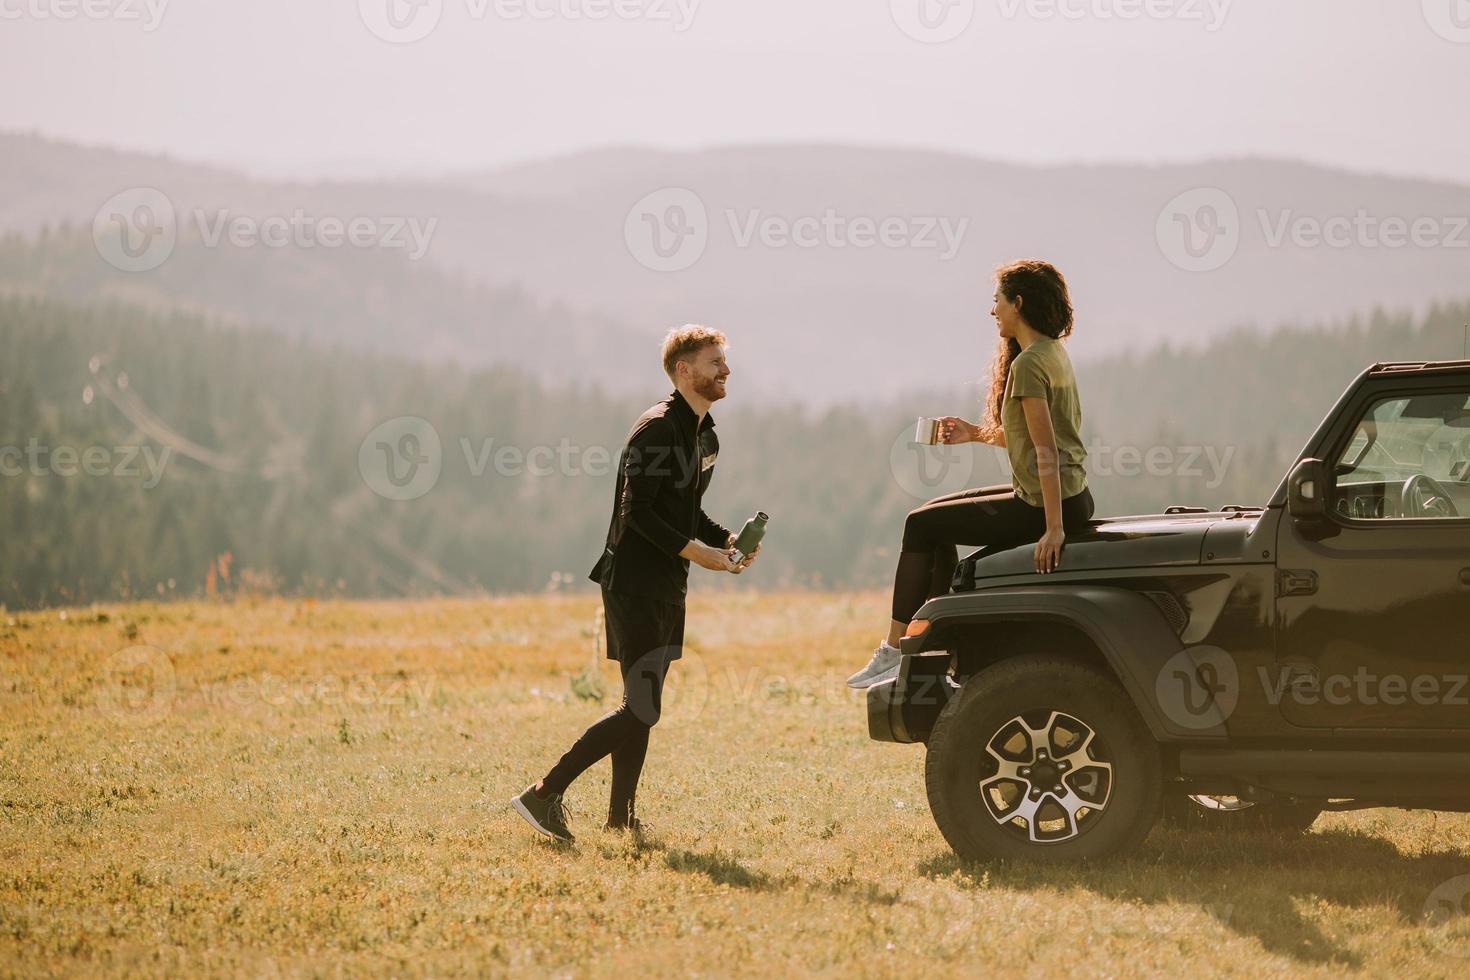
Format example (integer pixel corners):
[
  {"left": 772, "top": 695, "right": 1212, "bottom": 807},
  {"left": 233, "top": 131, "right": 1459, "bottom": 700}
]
[{"left": 978, "top": 710, "right": 1114, "bottom": 844}]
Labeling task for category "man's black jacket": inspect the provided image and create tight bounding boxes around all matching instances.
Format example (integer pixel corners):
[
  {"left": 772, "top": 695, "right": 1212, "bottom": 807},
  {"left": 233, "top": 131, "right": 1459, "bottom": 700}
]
[{"left": 588, "top": 389, "right": 731, "bottom": 605}]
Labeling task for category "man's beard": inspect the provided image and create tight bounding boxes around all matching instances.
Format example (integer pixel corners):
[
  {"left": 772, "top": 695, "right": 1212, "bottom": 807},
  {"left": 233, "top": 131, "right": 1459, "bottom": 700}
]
[{"left": 693, "top": 374, "right": 726, "bottom": 402}]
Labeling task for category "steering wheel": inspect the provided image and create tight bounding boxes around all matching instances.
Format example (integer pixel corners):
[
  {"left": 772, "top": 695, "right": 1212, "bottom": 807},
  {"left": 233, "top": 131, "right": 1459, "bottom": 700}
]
[{"left": 1401, "top": 473, "right": 1460, "bottom": 518}]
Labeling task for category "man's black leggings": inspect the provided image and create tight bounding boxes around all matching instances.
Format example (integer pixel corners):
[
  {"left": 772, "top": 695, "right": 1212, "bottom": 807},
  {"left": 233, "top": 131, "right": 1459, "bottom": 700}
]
[
  {"left": 540, "top": 588, "right": 683, "bottom": 824},
  {"left": 892, "top": 484, "right": 1095, "bottom": 623}
]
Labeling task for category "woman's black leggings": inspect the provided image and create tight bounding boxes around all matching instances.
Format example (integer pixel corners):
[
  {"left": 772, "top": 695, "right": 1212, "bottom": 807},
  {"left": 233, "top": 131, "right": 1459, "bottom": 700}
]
[{"left": 892, "top": 484, "right": 1095, "bottom": 622}]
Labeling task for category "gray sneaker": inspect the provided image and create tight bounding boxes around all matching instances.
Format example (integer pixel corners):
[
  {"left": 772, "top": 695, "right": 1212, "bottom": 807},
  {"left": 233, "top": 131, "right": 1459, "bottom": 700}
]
[
  {"left": 511, "top": 784, "right": 575, "bottom": 843},
  {"left": 846, "top": 642, "right": 901, "bottom": 689}
]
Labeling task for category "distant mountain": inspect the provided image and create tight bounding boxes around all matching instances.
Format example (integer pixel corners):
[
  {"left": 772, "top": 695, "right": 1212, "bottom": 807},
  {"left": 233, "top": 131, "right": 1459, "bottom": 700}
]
[
  {"left": 0, "top": 228, "right": 662, "bottom": 389},
  {"left": 4, "top": 132, "right": 1469, "bottom": 402}
]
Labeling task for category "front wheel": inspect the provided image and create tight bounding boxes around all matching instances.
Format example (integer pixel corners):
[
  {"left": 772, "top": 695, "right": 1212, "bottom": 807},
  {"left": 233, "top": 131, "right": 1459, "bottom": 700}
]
[{"left": 924, "top": 655, "right": 1162, "bottom": 863}]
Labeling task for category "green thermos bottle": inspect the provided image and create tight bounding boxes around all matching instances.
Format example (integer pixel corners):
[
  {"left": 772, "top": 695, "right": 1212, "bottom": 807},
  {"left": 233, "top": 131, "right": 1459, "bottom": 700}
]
[{"left": 732, "top": 511, "right": 769, "bottom": 561}]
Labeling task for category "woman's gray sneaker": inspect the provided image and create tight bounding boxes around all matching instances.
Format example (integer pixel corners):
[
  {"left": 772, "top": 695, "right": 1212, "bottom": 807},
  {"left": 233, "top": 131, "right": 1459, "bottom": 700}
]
[
  {"left": 846, "top": 642, "right": 902, "bottom": 689},
  {"left": 511, "top": 784, "right": 575, "bottom": 843}
]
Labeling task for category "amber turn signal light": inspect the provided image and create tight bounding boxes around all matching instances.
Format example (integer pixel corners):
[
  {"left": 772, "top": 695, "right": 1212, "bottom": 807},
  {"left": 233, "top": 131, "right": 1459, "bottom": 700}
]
[{"left": 903, "top": 619, "right": 930, "bottom": 638}]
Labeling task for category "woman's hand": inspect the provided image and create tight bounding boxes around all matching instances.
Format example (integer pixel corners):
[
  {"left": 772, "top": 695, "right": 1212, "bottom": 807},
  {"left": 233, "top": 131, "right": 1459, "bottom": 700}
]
[
  {"left": 1034, "top": 527, "right": 1065, "bottom": 574},
  {"left": 937, "top": 417, "right": 979, "bottom": 445}
]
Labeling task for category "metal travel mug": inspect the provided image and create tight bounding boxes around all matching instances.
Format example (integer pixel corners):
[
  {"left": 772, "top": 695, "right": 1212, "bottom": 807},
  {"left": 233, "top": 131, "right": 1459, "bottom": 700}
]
[{"left": 915, "top": 417, "right": 942, "bottom": 446}]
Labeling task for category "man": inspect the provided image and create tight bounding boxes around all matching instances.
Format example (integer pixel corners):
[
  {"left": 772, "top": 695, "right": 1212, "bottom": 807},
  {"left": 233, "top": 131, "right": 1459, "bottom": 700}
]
[{"left": 511, "top": 325, "right": 759, "bottom": 843}]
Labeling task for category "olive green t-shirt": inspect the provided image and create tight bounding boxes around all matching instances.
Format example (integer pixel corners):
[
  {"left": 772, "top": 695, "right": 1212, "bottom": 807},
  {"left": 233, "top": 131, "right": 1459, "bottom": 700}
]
[{"left": 1000, "top": 337, "right": 1088, "bottom": 508}]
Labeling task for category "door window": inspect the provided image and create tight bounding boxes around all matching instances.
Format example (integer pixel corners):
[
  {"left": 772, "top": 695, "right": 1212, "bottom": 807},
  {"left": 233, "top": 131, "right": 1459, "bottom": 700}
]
[{"left": 1332, "top": 391, "right": 1470, "bottom": 520}]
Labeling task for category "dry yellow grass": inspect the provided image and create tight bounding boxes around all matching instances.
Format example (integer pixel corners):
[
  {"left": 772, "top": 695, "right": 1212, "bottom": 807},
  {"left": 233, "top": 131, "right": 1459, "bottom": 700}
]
[{"left": 3, "top": 591, "right": 1470, "bottom": 978}]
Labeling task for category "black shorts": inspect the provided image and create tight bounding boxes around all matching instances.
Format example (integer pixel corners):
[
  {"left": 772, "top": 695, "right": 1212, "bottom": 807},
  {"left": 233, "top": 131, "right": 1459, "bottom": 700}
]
[{"left": 602, "top": 586, "right": 685, "bottom": 664}]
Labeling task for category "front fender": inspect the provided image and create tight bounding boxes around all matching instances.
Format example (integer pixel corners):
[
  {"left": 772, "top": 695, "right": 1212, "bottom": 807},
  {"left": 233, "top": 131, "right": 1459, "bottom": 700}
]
[{"left": 904, "top": 585, "right": 1230, "bottom": 742}]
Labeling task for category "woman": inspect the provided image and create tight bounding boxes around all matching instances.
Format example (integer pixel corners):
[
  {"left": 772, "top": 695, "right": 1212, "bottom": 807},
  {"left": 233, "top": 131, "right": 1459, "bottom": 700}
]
[{"left": 847, "top": 259, "right": 1095, "bottom": 689}]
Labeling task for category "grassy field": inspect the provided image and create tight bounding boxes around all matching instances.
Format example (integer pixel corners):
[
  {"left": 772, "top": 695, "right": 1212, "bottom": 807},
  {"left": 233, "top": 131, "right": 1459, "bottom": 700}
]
[{"left": 3, "top": 591, "right": 1470, "bottom": 977}]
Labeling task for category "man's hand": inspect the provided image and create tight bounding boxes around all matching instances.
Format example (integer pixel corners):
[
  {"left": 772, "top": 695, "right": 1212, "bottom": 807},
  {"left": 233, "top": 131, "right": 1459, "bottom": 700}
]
[
  {"left": 727, "top": 534, "right": 760, "bottom": 574},
  {"left": 682, "top": 539, "right": 740, "bottom": 573}
]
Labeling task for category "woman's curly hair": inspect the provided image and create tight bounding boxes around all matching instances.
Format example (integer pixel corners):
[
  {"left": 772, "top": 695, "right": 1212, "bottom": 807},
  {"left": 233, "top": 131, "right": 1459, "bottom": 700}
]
[{"left": 980, "top": 259, "right": 1074, "bottom": 441}]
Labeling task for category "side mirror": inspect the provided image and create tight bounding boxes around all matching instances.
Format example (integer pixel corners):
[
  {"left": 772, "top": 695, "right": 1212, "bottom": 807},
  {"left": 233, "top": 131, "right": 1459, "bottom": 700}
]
[{"left": 1287, "top": 458, "right": 1331, "bottom": 521}]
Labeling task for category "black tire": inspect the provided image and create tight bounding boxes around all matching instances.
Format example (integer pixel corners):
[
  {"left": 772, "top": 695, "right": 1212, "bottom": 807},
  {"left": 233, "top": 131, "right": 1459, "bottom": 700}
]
[
  {"left": 924, "top": 655, "right": 1161, "bottom": 864},
  {"left": 1160, "top": 793, "right": 1322, "bottom": 835}
]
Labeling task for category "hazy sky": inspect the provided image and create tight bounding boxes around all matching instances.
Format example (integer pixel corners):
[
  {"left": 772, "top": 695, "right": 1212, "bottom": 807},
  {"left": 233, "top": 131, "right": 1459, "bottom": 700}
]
[{"left": 3, "top": 0, "right": 1468, "bottom": 182}]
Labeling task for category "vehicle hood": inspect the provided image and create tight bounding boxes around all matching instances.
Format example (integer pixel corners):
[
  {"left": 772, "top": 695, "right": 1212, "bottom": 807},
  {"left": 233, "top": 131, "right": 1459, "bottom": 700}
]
[{"left": 964, "top": 510, "right": 1260, "bottom": 579}]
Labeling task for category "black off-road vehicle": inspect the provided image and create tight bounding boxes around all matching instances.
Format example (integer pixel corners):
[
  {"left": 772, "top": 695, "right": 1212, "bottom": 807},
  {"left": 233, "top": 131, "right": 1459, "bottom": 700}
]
[{"left": 870, "top": 360, "right": 1470, "bottom": 862}]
